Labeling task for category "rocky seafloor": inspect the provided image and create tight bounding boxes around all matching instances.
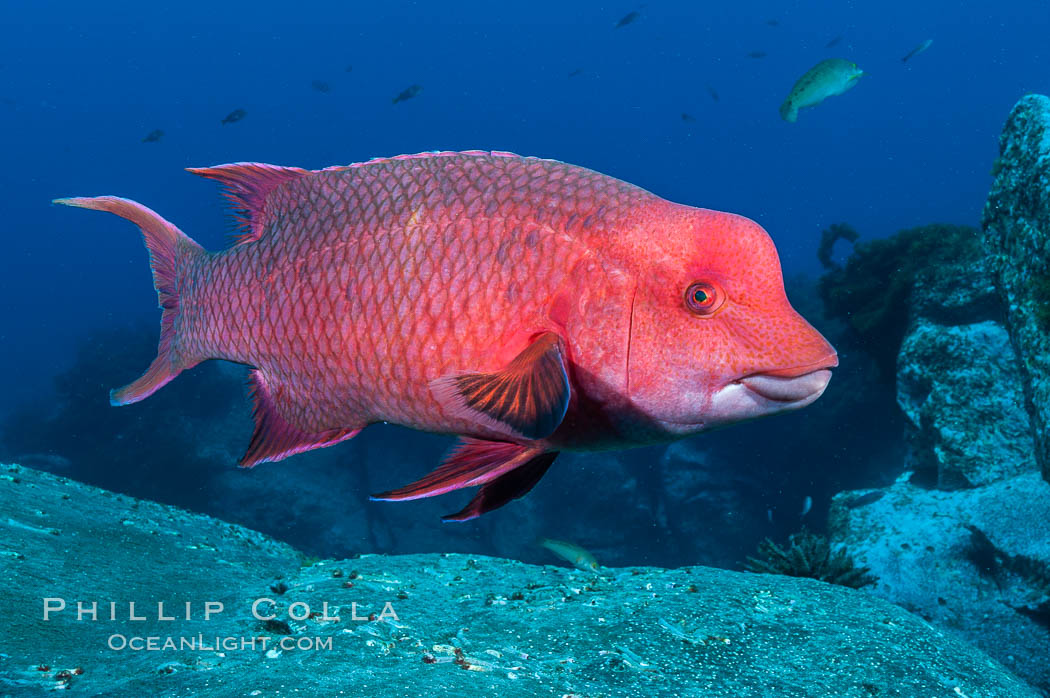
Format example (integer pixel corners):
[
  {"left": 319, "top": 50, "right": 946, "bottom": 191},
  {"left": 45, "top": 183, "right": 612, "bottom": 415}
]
[
  {"left": 0, "top": 463, "right": 1038, "bottom": 697},
  {"left": 829, "top": 93, "right": 1050, "bottom": 696}
]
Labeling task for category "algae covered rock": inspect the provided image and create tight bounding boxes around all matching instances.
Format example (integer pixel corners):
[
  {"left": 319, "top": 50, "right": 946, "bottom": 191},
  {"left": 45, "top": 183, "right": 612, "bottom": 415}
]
[
  {"left": 820, "top": 219, "right": 1028, "bottom": 489},
  {"left": 0, "top": 464, "right": 1037, "bottom": 697},
  {"left": 897, "top": 319, "right": 1038, "bottom": 488},
  {"left": 823, "top": 94, "right": 1050, "bottom": 696},
  {"left": 818, "top": 223, "right": 984, "bottom": 382},
  {"left": 982, "top": 93, "right": 1050, "bottom": 484},
  {"left": 830, "top": 473, "right": 1050, "bottom": 694}
]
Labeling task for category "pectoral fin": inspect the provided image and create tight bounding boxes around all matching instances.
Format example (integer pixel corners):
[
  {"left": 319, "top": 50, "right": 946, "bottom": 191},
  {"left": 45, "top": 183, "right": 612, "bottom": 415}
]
[{"left": 432, "top": 332, "right": 570, "bottom": 440}]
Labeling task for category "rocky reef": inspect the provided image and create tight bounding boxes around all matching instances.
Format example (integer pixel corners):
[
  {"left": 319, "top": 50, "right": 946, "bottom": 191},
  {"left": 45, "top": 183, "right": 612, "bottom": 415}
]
[
  {"left": 818, "top": 222, "right": 983, "bottom": 383},
  {"left": 983, "top": 93, "right": 1050, "bottom": 485},
  {"left": 0, "top": 464, "right": 1036, "bottom": 697},
  {"left": 831, "top": 94, "right": 1050, "bottom": 694}
]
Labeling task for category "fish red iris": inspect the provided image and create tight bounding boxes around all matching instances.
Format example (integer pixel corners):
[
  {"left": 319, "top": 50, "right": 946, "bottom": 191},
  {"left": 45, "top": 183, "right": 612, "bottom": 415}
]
[{"left": 685, "top": 281, "right": 724, "bottom": 315}]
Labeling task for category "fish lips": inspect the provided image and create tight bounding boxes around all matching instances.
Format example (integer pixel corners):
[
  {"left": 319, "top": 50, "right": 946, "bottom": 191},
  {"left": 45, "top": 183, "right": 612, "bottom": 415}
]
[
  {"left": 738, "top": 353, "right": 838, "bottom": 403},
  {"left": 738, "top": 368, "right": 834, "bottom": 404},
  {"left": 656, "top": 359, "right": 836, "bottom": 435},
  {"left": 699, "top": 356, "right": 837, "bottom": 427}
]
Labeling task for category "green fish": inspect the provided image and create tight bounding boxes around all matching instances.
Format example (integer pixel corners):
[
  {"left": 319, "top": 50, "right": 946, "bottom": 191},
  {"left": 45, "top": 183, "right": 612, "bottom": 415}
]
[
  {"left": 779, "top": 58, "right": 863, "bottom": 123},
  {"left": 539, "top": 538, "right": 599, "bottom": 571}
]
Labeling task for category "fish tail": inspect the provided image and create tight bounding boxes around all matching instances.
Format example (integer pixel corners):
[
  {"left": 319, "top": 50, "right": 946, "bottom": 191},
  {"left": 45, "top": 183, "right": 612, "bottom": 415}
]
[
  {"left": 779, "top": 101, "right": 798, "bottom": 123},
  {"left": 53, "top": 196, "right": 207, "bottom": 405}
]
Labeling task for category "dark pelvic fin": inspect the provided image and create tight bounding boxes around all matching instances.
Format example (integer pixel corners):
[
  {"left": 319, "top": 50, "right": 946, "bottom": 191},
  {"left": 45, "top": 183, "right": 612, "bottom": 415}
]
[
  {"left": 53, "top": 196, "right": 206, "bottom": 406},
  {"left": 186, "top": 163, "right": 310, "bottom": 244},
  {"left": 240, "top": 369, "right": 362, "bottom": 467},
  {"left": 441, "top": 451, "right": 558, "bottom": 522},
  {"left": 431, "top": 332, "right": 570, "bottom": 440},
  {"left": 370, "top": 438, "right": 557, "bottom": 521}
]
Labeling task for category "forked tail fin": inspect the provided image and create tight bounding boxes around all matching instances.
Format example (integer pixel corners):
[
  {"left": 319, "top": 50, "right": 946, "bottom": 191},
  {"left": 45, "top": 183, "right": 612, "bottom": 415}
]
[{"left": 53, "top": 196, "right": 207, "bottom": 405}]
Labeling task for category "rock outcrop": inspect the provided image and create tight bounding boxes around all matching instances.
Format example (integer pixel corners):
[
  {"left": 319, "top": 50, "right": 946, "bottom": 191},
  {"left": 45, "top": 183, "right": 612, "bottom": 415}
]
[
  {"left": 831, "top": 474, "right": 1050, "bottom": 694},
  {"left": 832, "top": 94, "right": 1050, "bottom": 695},
  {"left": 895, "top": 229, "right": 1037, "bottom": 488},
  {"left": 982, "top": 93, "right": 1050, "bottom": 484},
  {"left": 0, "top": 463, "right": 1036, "bottom": 697}
]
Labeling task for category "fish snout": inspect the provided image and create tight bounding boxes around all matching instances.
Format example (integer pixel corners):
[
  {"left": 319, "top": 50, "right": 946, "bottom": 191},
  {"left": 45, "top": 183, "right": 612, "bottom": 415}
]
[
  {"left": 739, "top": 350, "right": 838, "bottom": 403},
  {"left": 703, "top": 352, "right": 836, "bottom": 428},
  {"left": 738, "top": 368, "right": 833, "bottom": 403}
]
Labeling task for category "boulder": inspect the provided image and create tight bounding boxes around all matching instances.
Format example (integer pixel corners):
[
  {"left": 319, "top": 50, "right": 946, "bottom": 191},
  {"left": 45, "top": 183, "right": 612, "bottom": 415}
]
[
  {"left": 0, "top": 463, "right": 1035, "bottom": 697},
  {"left": 892, "top": 222, "right": 1037, "bottom": 488},
  {"left": 830, "top": 473, "right": 1050, "bottom": 694},
  {"left": 897, "top": 319, "right": 1037, "bottom": 488},
  {"left": 982, "top": 93, "right": 1050, "bottom": 484}
]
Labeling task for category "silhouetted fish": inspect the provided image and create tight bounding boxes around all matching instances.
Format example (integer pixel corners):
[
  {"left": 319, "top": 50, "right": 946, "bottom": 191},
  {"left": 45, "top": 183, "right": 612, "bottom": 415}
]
[
  {"left": 825, "top": 35, "right": 843, "bottom": 48},
  {"left": 568, "top": 68, "right": 584, "bottom": 78},
  {"left": 345, "top": 64, "right": 353, "bottom": 72},
  {"left": 846, "top": 491, "right": 885, "bottom": 509},
  {"left": 748, "top": 51, "right": 768, "bottom": 59},
  {"left": 681, "top": 112, "right": 696, "bottom": 122},
  {"left": 142, "top": 129, "right": 164, "bottom": 143},
  {"left": 221, "top": 108, "right": 246, "bottom": 125},
  {"left": 615, "top": 11, "right": 640, "bottom": 28},
  {"left": 312, "top": 80, "right": 331, "bottom": 93},
  {"left": 766, "top": 18, "right": 780, "bottom": 26},
  {"left": 901, "top": 39, "right": 933, "bottom": 63},
  {"left": 392, "top": 84, "right": 423, "bottom": 104},
  {"left": 706, "top": 85, "right": 720, "bottom": 102}
]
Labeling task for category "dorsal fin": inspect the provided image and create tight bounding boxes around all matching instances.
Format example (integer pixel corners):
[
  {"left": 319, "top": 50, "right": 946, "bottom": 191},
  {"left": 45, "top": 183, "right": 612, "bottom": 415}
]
[{"left": 187, "top": 163, "right": 310, "bottom": 243}]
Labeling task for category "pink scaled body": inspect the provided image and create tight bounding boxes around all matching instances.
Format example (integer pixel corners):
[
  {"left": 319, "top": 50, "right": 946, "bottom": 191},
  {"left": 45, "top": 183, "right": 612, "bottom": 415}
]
[{"left": 56, "top": 151, "right": 836, "bottom": 520}]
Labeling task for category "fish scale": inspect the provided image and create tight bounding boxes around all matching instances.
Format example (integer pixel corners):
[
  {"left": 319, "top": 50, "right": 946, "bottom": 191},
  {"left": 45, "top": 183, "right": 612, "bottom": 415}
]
[{"left": 182, "top": 153, "right": 647, "bottom": 438}]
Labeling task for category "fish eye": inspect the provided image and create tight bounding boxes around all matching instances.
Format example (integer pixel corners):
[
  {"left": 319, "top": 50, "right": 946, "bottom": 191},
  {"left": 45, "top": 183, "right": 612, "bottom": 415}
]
[{"left": 684, "top": 281, "right": 724, "bottom": 315}]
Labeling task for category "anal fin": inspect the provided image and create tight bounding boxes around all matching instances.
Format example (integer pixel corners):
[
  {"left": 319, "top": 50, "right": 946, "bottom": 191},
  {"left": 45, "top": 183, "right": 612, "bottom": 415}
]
[
  {"left": 370, "top": 438, "right": 558, "bottom": 520},
  {"left": 241, "top": 369, "right": 361, "bottom": 467}
]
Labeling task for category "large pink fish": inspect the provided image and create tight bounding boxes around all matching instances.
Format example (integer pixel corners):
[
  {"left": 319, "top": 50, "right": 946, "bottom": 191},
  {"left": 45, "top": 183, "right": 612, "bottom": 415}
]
[{"left": 56, "top": 151, "right": 836, "bottom": 520}]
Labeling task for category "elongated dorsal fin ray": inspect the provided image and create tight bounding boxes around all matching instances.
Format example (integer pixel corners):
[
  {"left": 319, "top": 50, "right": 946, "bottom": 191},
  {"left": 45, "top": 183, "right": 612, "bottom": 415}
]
[{"left": 187, "top": 163, "right": 310, "bottom": 244}]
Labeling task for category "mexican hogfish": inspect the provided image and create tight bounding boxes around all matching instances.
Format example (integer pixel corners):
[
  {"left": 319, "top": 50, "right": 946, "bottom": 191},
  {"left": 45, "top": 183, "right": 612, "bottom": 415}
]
[{"left": 55, "top": 151, "right": 837, "bottom": 521}]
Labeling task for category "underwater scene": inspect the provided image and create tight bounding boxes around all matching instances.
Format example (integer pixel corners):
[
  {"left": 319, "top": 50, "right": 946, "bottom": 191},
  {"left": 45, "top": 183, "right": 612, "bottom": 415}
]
[{"left": 1, "top": 1, "right": 1049, "bottom": 695}]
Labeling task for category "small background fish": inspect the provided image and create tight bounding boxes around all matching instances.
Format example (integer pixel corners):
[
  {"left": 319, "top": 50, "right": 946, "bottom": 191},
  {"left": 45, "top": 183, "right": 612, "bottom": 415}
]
[
  {"left": 539, "top": 538, "right": 599, "bottom": 570},
  {"left": 392, "top": 84, "right": 422, "bottom": 104},
  {"left": 615, "top": 11, "right": 640, "bottom": 28},
  {"left": 779, "top": 58, "right": 863, "bottom": 122},
  {"left": 221, "top": 108, "right": 246, "bottom": 125},
  {"left": 901, "top": 39, "right": 933, "bottom": 63}
]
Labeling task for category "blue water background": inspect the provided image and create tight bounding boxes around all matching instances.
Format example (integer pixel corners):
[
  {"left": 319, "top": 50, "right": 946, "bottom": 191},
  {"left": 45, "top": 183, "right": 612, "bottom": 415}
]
[{"left": 1, "top": 0, "right": 1047, "bottom": 413}]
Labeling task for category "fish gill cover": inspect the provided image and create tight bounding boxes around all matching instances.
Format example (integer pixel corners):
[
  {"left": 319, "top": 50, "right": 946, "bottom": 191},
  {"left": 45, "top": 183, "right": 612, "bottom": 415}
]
[{"left": 1, "top": 1, "right": 1049, "bottom": 696}]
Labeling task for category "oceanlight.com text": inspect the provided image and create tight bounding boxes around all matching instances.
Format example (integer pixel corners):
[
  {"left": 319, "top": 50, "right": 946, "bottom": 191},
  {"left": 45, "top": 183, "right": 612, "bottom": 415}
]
[{"left": 106, "top": 634, "right": 333, "bottom": 652}]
